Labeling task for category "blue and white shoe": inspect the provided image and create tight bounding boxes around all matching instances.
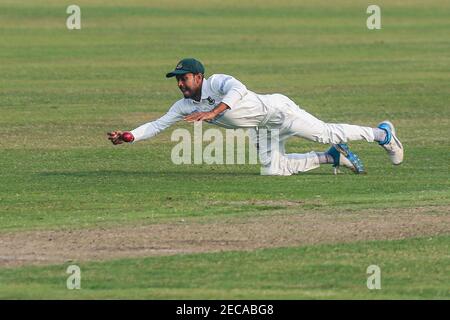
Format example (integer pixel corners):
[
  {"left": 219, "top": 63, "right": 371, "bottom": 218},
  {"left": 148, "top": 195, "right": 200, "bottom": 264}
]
[
  {"left": 377, "top": 120, "right": 404, "bottom": 165},
  {"left": 327, "top": 144, "right": 365, "bottom": 175}
]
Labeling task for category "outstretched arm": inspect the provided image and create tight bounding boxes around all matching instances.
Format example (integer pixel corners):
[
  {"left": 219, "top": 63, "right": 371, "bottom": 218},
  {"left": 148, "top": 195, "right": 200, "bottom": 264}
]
[
  {"left": 108, "top": 102, "right": 185, "bottom": 145},
  {"left": 129, "top": 110, "right": 184, "bottom": 142}
]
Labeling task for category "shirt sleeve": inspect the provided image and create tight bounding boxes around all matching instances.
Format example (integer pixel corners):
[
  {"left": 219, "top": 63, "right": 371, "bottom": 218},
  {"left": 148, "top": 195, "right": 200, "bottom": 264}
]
[
  {"left": 209, "top": 74, "right": 248, "bottom": 109},
  {"left": 130, "top": 100, "right": 186, "bottom": 142}
]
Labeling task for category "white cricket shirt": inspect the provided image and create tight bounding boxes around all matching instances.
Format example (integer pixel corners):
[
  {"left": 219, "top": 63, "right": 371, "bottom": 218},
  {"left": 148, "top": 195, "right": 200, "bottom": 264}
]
[{"left": 131, "top": 74, "right": 286, "bottom": 142}]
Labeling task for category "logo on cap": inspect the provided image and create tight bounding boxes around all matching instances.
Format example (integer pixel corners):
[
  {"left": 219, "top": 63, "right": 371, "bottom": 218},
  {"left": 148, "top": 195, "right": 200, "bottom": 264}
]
[{"left": 176, "top": 63, "right": 183, "bottom": 70}]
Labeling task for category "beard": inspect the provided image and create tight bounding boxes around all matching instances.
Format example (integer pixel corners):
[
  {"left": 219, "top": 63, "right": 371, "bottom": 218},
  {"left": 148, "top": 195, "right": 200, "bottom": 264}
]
[{"left": 180, "top": 87, "right": 193, "bottom": 98}]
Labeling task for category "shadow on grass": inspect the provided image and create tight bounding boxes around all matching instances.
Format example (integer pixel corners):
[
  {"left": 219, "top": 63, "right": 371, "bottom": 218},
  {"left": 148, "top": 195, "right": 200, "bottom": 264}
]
[{"left": 36, "top": 170, "right": 333, "bottom": 178}]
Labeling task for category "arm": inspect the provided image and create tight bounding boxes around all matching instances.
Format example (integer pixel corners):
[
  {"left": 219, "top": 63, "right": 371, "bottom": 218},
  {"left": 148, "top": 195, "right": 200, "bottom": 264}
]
[
  {"left": 214, "top": 74, "right": 248, "bottom": 109},
  {"left": 107, "top": 101, "right": 185, "bottom": 145},
  {"left": 130, "top": 110, "right": 183, "bottom": 142},
  {"left": 184, "top": 74, "right": 248, "bottom": 122},
  {"left": 184, "top": 102, "right": 230, "bottom": 122}
]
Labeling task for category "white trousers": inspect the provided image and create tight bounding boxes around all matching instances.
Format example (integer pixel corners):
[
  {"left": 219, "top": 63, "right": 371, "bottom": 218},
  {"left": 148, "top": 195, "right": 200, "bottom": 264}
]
[{"left": 257, "top": 94, "right": 375, "bottom": 176}]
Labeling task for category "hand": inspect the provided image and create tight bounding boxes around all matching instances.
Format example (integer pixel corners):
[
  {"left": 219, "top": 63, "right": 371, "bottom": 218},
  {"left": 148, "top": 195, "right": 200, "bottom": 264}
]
[
  {"left": 107, "top": 130, "right": 124, "bottom": 145},
  {"left": 184, "top": 111, "right": 217, "bottom": 122}
]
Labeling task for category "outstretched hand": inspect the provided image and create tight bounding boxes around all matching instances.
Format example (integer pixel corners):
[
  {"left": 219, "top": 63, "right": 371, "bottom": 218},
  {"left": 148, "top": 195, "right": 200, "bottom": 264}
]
[{"left": 107, "top": 130, "right": 125, "bottom": 145}]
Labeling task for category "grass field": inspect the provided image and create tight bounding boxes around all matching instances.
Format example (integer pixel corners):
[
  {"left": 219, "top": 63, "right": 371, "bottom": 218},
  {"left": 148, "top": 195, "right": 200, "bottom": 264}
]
[
  {"left": 0, "top": 0, "right": 449, "bottom": 299},
  {"left": 1, "top": 236, "right": 448, "bottom": 299}
]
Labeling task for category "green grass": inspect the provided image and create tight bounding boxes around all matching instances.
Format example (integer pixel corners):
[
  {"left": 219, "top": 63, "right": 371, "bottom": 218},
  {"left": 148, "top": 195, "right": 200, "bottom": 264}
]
[
  {"left": 0, "top": 0, "right": 449, "bottom": 298},
  {"left": 0, "top": 236, "right": 448, "bottom": 299}
]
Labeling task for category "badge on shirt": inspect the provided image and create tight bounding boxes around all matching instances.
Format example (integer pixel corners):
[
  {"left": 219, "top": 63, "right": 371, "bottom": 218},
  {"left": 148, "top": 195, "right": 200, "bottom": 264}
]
[{"left": 206, "top": 96, "right": 215, "bottom": 105}]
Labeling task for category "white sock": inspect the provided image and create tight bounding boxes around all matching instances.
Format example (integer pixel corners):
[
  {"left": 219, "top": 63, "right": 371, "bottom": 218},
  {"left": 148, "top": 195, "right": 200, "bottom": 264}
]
[
  {"left": 372, "top": 128, "right": 387, "bottom": 143},
  {"left": 315, "top": 152, "right": 334, "bottom": 164}
]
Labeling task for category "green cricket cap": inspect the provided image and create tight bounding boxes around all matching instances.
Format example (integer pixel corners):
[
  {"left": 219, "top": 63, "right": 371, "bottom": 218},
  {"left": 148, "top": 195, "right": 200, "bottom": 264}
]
[{"left": 166, "top": 58, "right": 205, "bottom": 78}]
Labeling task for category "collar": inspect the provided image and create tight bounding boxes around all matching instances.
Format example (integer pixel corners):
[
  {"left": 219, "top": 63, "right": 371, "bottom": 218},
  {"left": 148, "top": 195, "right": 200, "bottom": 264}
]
[{"left": 192, "top": 77, "right": 210, "bottom": 104}]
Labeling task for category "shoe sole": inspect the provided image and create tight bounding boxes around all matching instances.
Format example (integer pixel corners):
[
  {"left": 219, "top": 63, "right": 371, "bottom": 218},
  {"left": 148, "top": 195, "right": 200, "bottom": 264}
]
[{"left": 334, "top": 144, "right": 366, "bottom": 174}]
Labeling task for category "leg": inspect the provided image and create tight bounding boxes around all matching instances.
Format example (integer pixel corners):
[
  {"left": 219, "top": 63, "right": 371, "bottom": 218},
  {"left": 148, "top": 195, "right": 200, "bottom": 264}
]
[
  {"left": 287, "top": 107, "right": 376, "bottom": 144},
  {"left": 251, "top": 127, "right": 365, "bottom": 176},
  {"left": 278, "top": 98, "right": 403, "bottom": 164},
  {"left": 255, "top": 128, "right": 320, "bottom": 176}
]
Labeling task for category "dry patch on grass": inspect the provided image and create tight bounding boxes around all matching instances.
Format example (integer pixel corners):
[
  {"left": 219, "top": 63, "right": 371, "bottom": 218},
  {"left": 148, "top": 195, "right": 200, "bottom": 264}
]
[{"left": 0, "top": 206, "right": 449, "bottom": 267}]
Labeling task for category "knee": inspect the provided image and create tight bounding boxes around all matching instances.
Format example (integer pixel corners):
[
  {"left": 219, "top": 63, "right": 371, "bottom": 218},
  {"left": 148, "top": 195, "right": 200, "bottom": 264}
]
[
  {"left": 317, "top": 123, "right": 345, "bottom": 144},
  {"left": 260, "top": 165, "right": 292, "bottom": 176}
]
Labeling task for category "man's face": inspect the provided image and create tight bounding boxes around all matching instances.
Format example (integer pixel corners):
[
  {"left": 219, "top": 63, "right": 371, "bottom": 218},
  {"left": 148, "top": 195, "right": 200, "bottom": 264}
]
[{"left": 176, "top": 73, "right": 203, "bottom": 99}]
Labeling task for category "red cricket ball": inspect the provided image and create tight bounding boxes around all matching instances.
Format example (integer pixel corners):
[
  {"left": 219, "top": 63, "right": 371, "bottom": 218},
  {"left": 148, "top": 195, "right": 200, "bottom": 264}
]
[{"left": 122, "top": 131, "right": 134, "bottom": 143}]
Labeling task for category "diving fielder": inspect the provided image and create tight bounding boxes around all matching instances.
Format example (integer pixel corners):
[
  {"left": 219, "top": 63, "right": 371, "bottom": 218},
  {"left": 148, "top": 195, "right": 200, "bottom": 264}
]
[{"left": 108, "top": 58, "right": 404, "bottom": 176}]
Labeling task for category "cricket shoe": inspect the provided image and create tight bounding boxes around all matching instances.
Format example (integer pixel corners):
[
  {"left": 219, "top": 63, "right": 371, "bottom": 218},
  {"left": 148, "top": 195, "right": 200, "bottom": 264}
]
[
  {"left": 328, "top": 144, "right": 365, "bottom": 175},
  {"left": 377, "top": 120, "right": 404, "bottom": 165}
]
